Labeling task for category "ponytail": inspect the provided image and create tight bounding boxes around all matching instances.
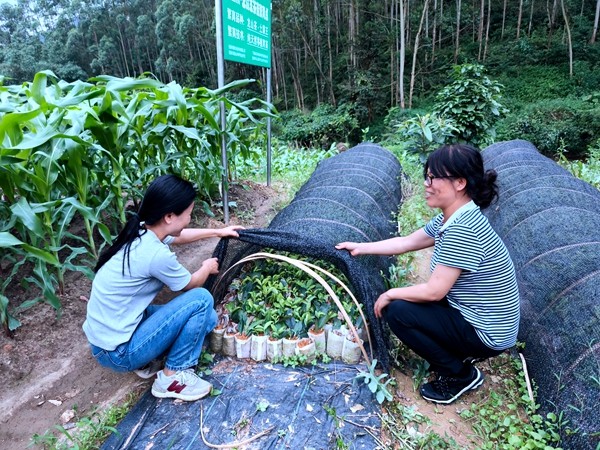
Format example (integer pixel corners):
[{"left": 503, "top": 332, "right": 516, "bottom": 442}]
[
  {"left": 474, "top": 169, "right": 499, "bottom": 209},
  {"left": 94, "top": 174, "right": 197, "bottom": 274},
  {"left": 94, "top": 213, "right": 147, "bottom": 273}
]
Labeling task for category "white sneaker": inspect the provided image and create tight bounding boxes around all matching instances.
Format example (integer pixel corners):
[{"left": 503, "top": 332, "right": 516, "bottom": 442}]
[
  {"left": 151, "top": 369, "right": 212, "bottom": 401},
  {"left": 133, "top": 359, "right": 163, "bottom": 379}
]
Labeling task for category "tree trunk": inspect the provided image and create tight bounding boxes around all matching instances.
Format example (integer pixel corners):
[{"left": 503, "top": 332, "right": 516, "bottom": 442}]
[
  {"left": 591, "top": 0, "right": 600, "bottom": 43},
  {"left": 439, "top": 0, "right": 444, "bottom": 49},
  {"left": 390, "top": 0, "right": 396, "bottom": 105},
  {"left": 528, "top": 0, "right": 535, "bottom": 36},
  {"left": 432, "top": 0, "right": 438, "bottom": 62},
  {"left": 348, "top": 0, "right": 357, "bottom": 69},
  {"left": 326, "top": 1, "right": 336, "bottom": 105},
  {"left": 455, "top": 0, "right": 461, "bottom": 63},
  {"left": 478, "top": 0, "right": 485, "bottom": 60},
  {"left": 547, "top": 0, "right": 559, "bottom": 46},
  {"left": 560, "top": 0, "right": 573, "bottom": 76},
  {"left": 399, "top": 0, "right": 406, "bottom": 109},
  {"left": 501, "top": 0, "right": 508, "bottom": 38},
  {"left": 483, "top": 0, "right": 491, "bottom": 61},
  {"left": 410, "top": 0, "right": 430, "bottom": 107},
  {"left": 517, "top": 0, "right": 523, "bottom": 39}
]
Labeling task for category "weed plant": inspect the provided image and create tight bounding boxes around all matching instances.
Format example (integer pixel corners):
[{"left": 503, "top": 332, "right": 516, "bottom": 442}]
[
  {"left": 233, "top": 140, "right": 338, "bottom": 194},
  {"left": 30, "top": 396, "right": 134, "bottom": 449},
  {"left": 556, "top": 142, "right": 600, "bottom": 189}
]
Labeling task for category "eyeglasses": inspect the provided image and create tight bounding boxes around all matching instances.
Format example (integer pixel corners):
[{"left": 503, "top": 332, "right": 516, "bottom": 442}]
[{"left": 424, "top": 173, "right": 456, "bottom": 186}]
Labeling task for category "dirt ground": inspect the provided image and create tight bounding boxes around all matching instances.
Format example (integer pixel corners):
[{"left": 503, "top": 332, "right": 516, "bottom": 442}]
[{"left": 0, "top": 180, "right": 482, "bottom": 449}]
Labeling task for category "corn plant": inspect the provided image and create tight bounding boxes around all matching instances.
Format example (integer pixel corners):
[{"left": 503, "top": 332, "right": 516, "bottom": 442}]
[{"left": 0, "top": 70, "right": 273, "bottom": 330}]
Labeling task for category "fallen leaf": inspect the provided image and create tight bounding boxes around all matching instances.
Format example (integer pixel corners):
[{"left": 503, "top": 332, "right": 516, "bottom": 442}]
[{"left": 350, "top": 404, "right": 364, "bottom": 413}]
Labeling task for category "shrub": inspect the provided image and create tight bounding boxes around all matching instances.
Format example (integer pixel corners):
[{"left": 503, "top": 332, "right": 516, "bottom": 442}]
[
  {"left": 394, "top": 114, "right": 458, "bottom": 162},
  {"left": 276, "top": 103, "right": 359, "bottom": 149},
  {"left": 496, "top": 97, "right": 600, "bottom": 159},
  {"left": 433, "top": 64, "right": 508, "bottom": 147}
]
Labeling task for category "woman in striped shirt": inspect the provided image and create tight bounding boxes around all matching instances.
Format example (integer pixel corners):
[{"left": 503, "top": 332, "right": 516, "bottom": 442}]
[{"left": 336, "top": 144, "right": 520, "bottom": 404}]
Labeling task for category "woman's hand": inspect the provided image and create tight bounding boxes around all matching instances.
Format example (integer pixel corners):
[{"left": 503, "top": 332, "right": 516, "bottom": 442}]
[
  {"left": 374, "top": 291, "right": 393, "bottom": 318},
  {"left": 219, "top": 225, "right": 245, "bottom": 238},
  {"left": 335, "top": 241, "right": 361, "bottom": 256},
  {"left": 201, "top": 257, "right": 220, "bottom": 275}
]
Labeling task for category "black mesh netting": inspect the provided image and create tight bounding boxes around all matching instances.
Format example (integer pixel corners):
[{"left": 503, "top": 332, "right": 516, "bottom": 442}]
[
  {"left": 206, "top": 142, "right": 404, "bottom": 369},
  {"left": 482, "top": 140, "right": 600, "bottom": 449}
]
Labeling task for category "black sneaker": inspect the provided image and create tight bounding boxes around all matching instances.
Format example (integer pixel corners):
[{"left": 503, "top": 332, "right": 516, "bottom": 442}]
[{"left": 419, "top": 366, "right": 484, "bottom": 404}]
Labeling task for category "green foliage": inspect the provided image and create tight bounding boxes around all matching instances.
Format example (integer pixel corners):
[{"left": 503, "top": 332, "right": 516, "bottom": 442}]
[
  {"left": 354, "top": 359, "right": 395, "bottom": 404},
  {"left": 433, "top": 64, "right": 508, "bottom": 147},
  {"left": 0, "top": 71, "right": 271, "bottom": 328},
  {"left": 394, "top": 113, "right": 459, "bottom": 162},
  {"left": 460, "top": 354, "right": 564, "bottom": 450},
  {"left": 496, "top": 97, "right": 600, "bottom": 160},
  {"left": 223, "top": 252, "right": 360, "bottom": 346},
  {"left": 30, "top": 397, "right": 133, "bottom": 450},
  {"left": 234, "top": 141, "right": 337, "bottom": 194},
  {"left": 497, "top": 66, "right": 580, "bottom": 105},
  {"left": 556, "top": 141, "right": 600, "bottom": 188},
  {"left": 381, "top": 403, "right": 461, "bottom": 449},
  {"left": 277, "top": 104, "right": 359, "bottom": 149}
]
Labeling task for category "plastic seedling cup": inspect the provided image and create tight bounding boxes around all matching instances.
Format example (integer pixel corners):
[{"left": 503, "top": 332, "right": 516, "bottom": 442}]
[
  {"left": 295, "top": 337, "right": 316, "bottom": 362},
  {"left": 266, "top": 336, "right": 283, "bottom": 361},
  {"left": 308, "top": 327, "right": 327, "bottom": 353},
  {"left": 250, "top": 334, "right": 268, "bottom": 361},
  {"left": 235, "top": 333, "right": 251, "bottom": 359},
  {"left": 326, "top": 329, "right": 345, "bottom": 359},
  {"left": 209, "top": 326, "right": 225, "bottom": 354},
  {"left": 341, "top": 334, "right": 363, "bottom": 364},
  {"left": 222, "top": 332, "right": 237, "bottom": 357},
  {"left": 282, "top": 336, "right": 299, "bottom": 357}
]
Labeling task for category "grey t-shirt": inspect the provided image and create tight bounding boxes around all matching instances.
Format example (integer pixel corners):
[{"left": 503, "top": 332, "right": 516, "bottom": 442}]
[{"left": 83, "top": 230, "right": 191, "bottom": 350}]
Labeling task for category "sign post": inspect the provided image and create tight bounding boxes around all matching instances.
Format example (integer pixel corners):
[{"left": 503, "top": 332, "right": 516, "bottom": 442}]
[{"left": 216, "top": 0, "right": 273, "bottom": 222}]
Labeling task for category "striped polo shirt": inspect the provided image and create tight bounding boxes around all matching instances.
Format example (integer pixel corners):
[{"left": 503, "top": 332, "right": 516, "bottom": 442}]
[{"left": 424, "top": 201, "right": 520, "bottom": 350}]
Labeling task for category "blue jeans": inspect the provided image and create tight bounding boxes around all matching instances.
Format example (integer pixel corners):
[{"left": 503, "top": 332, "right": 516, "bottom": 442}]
[{"left": 89, "top": 288, "right": 217, "bottom": 373}]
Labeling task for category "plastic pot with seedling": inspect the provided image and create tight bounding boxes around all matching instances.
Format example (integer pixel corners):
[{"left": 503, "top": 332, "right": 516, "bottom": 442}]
[
  {"left": 282, "top": 317, "right": 304, "bottom": 357},
  {"left": 266, "top": 322, "right": 286, "bottom": 361},
  {"left": 327, "top": 323, "right": 348, "bottom": 359},
  {"left": 234, "top": 312, "right": 252, "bottom": 359},
  {"left": 295, "top": 336, "right": 316, "bottom": 362},
  {"left": 209, "top": 314, "right": 228, "bottom": 354},
  {"left": 250, "top": 320, "right": 268, "bottom": 362},
  {"left": 307, "top": 304, "right": 330, "bottom": 353},
  {"left": 222, "top": 321, "right": 238, "bottom": 357}
]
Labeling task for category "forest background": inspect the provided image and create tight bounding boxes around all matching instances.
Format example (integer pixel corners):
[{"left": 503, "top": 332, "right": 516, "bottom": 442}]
[{"left": 2, "top": 0, "right": 600, "bottom": 161}]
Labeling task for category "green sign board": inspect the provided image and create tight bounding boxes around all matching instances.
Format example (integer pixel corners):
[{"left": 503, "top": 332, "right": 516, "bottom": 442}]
[{"left": 222, "top": 0, "right": 272, "bottom": 68}]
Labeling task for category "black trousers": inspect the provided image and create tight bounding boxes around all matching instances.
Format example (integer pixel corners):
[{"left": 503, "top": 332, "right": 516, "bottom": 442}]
[{"left": 383, "top": 298, "right": 502, "bottom": 377}]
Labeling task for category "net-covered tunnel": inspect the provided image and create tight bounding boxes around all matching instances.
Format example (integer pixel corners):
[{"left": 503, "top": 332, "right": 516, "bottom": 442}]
[
  {"left": 482, "top": 140, "right": 600, "bottom": 449},
  {"left": 207, "top": 143, "right": 404, "bottom": 368}
]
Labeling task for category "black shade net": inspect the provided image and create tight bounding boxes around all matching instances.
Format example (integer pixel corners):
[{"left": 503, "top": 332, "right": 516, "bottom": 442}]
[
  {"left": 482, "top": 140, "right": 600, "bottom": 449},
  {"left": 207, "top": 143, "right": 404, "bottom": 369}
]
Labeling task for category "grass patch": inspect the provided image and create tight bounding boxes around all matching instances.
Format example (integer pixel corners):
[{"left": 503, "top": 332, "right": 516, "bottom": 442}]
[{"left": 30, "top": 395, "right": 136, "bottom": 449}]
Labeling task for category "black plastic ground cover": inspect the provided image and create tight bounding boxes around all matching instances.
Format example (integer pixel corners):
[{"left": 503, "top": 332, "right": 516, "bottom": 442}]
[
  {"left": 207, "top": 142, "right": 404, "bottom": 369},
  {"left": 101, "top": 360, "right": 381, "bottom": 449},
  {"left": 482, "top": 139, "right": 600, "bottom": 449}
]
